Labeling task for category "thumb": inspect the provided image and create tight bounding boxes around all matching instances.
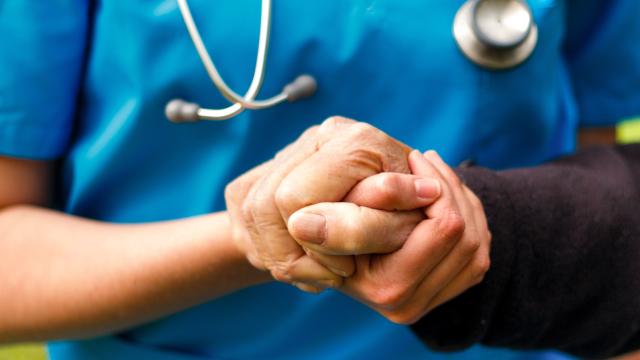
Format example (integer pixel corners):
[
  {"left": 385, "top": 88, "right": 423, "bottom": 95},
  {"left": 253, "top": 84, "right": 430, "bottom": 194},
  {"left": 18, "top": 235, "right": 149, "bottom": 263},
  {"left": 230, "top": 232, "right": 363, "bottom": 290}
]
[{"left": 288, "top": 202, "right": 423, "bottom": 255}]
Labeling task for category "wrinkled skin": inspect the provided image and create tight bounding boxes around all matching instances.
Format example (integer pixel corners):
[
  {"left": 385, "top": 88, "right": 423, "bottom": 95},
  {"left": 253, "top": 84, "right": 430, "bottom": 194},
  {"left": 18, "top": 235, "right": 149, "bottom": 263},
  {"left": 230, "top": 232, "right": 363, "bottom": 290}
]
[{"left": 225, "top": 117, "right": 491, "bottom": 323}]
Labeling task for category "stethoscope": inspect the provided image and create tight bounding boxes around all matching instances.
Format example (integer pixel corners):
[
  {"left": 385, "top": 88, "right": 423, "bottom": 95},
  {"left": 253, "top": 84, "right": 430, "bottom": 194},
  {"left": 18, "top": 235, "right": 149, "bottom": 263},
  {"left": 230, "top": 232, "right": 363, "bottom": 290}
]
[{"left": 166, "top": 0, "right": 537, "bottom": 123}]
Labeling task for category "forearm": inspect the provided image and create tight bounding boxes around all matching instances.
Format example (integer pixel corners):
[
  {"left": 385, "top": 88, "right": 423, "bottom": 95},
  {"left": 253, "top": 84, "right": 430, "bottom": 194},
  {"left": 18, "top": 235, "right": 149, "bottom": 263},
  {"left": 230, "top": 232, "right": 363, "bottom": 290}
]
[
  {"left": 412, "top": 144, "right": 640, "bottom": 357},
  {"left": 0, "top": 206, "right": 269, "bottom": 343}
]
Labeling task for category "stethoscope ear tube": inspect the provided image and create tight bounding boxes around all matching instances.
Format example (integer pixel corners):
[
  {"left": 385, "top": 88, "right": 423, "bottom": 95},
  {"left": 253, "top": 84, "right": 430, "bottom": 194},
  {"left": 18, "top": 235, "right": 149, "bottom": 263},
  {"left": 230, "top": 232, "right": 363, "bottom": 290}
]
[
  {"left": 165, "top": 99, "right": 200, "bottom": 123},
  {"left": 167, "top": 0, "right": 316, "bottom": 122},
  {"left": 165, "top": 74, "right": 317, "bottom": 123}
]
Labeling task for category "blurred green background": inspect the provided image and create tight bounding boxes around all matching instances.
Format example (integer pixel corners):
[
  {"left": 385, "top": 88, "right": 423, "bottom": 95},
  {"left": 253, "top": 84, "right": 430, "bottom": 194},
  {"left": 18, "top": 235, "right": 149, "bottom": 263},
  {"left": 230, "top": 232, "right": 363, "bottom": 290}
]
[
  {"left": 618, "top": 118, "right": 640, "bottom": 144},
  {"left": 0, "top": 344, "right": 45, "bottom": 360},
  {"left": 1, "top": 118, "right": 638, "bottom": 360}
]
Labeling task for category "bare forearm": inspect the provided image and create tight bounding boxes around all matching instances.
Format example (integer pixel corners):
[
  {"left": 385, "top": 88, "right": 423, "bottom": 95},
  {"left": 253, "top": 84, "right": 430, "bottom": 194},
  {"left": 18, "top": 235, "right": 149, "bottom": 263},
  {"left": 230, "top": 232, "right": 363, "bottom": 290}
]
[{"left": 0, "top": 205, "right": 269, "bottom": 343}]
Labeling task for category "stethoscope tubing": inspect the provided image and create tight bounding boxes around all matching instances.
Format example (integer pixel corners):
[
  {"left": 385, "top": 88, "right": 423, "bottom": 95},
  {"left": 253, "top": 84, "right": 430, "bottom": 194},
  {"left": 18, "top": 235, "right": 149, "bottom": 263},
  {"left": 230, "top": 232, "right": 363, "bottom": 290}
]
[
  {"left": 177, "top": 0, "right": 287, "bottom": 114},
  {"left": 169, "top": 0, "right": 536, "bottom": 122}
]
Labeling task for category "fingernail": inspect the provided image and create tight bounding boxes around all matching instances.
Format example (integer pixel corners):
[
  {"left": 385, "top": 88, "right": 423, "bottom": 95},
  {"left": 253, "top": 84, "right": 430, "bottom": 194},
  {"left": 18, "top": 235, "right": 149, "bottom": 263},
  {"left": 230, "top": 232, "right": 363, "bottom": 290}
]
[
  {"left": 410, "top": 149, "right": 423, "bottom": 159},
  {"left": 415, "top": 178, "right": 440, "bottom": 200},
  {"left": 424, "top": 150, "right": 441, "bottom": 162},
  {"left": 316, "top": 279, "right": 341, "bottom": 289},
  {"left": 293, "top": 282, "right": 323, "bottom": 294},
  {"left": 290, "top": 213, "right": 327, "bottom": 244},
  {"left": 328, "top": 266, "right": 349, "bottom": 277}
]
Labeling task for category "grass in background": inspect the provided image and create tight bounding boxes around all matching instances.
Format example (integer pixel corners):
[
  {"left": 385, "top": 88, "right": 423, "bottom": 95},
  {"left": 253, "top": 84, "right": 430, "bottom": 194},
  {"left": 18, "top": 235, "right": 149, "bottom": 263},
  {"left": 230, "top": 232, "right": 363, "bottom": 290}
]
[
  {"left": 618, "top": 117, "right": 640, "bottom": 144},
  {"left": 0, "top": 344, "right": 46, "bottom": 360}
]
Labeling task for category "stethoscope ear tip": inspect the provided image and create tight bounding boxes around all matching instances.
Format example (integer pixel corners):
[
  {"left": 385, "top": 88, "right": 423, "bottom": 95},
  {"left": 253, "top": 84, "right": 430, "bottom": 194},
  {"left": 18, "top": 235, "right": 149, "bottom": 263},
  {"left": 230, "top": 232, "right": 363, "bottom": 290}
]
[
  {"left": 165, "top": 99, "right": 200, "bottom": 122},
  {"left": 284, "top": 74, "right": 317, "bottom": 102}
]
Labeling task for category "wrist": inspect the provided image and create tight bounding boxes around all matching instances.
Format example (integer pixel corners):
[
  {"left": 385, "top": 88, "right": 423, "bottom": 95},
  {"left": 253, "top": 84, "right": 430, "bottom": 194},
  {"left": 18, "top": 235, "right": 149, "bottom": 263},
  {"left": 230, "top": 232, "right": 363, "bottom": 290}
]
[{"left": 208, "top": 212, "right": 272, "bottom": 288}]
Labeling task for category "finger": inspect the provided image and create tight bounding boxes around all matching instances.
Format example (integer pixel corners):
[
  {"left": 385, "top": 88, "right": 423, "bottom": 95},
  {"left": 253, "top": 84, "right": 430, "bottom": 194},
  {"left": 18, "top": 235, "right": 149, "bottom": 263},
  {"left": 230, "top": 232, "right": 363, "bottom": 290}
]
[
  {"left": 463, "top": 185, "right": 491, "bottom": 246},
  {"left": 378, "top": 152, "right": 463, "bottom": 278},
  {"left": 341, "top": 218, "right": 459, "bottom": 309},
  {"left": 344, "top": 208, "right": 477, "bottom": 322},
  {"left": 304, "top": 248, "right": 355, "bottom": 277},
  {"left": 408, "top": 154, "right": 491, "bottom": 313},
  {"left": 419, "top": 187, "right": 491, "bottom": 311},
  {"left": 344, "top": 172, "right": 441, "bottom": 211},
  {"left": 388, "top": 152, "right": 480, "bottom": 307},
  {"left": 343, "top": 154, "right": 477, "bottom": 321},
  {"left": 412, "top": 151, "right": 476, "bottom": 253},
  {"left": 275, "top": 120, "right": 411, "bottom": 221},
  {"left": 422, "top": 152, "right": 485, "bottom": 279},
  {"left": 285, "top": 255, "right": 344, "bottom": 289},
  {"left": 424, "top": 237, "right": 491, "bottom": 313},
  {"left": 225, "top": 160, "right": 273, "bottom": 269},
  {"left": 245, "top": 126, "right": 342, "bottom": 284},
  {"left": 242, "top": 181, "right": 271, "bottom": 268},
  {"left": 390, "top": 228, "right": 480, "bottom": 316},
  {"left": 288, "top": 202, "right": 423, "bottom": 255},
  {"left": 292, "top": 282, "right": 324, "bottom": 294},
  {"left": 408, "top": 150, "right": 459, "bottom": 220},
  {"left": 253, "top": 219, "right": 341, "bottom": 286},
  {"left": 424, "top": 151, "right": 464, "bottom": 192}
]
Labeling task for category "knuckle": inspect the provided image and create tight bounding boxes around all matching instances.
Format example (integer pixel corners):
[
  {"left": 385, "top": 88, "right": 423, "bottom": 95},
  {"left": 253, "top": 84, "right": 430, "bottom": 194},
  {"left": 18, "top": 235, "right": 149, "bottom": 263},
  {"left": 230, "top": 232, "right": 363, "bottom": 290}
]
[
  {"left": 270, "top": 261, "right": 295, "bottom": 283},
  {"left": 273, "top": 184, "right": 292, "bottom": 212},
  {"left": 274, "top": 182, "right": 307, "bottom": 215},
  {"left": 274, "top": 147, "right": 289, "bottom": 161},
  {"left": 328, "top": 124, "right": 389, "bottom": 173},
  {"left": 304, "top": 124, "right": 320, "bottom": 135},
  {"left": 461, "top": 236, "right": 482, "bottom": 256},
  {"left": 224, "top": 180, "right": 241, "bottom": 204},
  {"left": 322, "top": 116, "right": 352, "bottom": 128},
  {"left": 223, "top": 183, "right": 233, "bottom": 203},
  {"left": 368, "top": 283, "right": 410, "bottom": 309},
  {"left": 447, "top": 170, "right": 463, "bottom": 188},
  {"left": 250, "top": 190, "right": 275, "bottom": 220},
  {"left": 352, "top": 121, "right": 375, "bottom": 134},
  {"left": 439, "top": 209, "right": 466, "bottom": 239},
  {"left": 298, "top": 125, "right": 320, "bottom": 143},
  {"left": 375, "top": 174, "right": 402, "bottom": 203},
  {"left": 378, "top": 172, "right": 400, "bottom": 189},
  {"left": 468, "top": 191, "right": 484, "bottom": 212},
  {"left": 340, "top": 208, "right": 369, "bottom": 254},
  {"left": 342, "top": 147, "right": 384, "bottom": 174},
  {"left": 241, "top": 201, "right": 254, "bottom": 223},
  {"left": 339, "top": 239, "right": 360, "bottom": 255},
  {"left": 347, "top": 122, "right": 380, "bottom": 142},
  {"left": 246, "top": 253, "right": 266, "bottom": 271},
  {"left": 335, "top": 230, "right": 358, "bottom": 255},
  {"left": 473, "top": 255, "right": 491, "bottom": 283},
  {"left": 270, "top": 270, "right": 289, "bottom": 283},
  {"left": 319, "top": 116, "right": 353, "bottom": 136}
]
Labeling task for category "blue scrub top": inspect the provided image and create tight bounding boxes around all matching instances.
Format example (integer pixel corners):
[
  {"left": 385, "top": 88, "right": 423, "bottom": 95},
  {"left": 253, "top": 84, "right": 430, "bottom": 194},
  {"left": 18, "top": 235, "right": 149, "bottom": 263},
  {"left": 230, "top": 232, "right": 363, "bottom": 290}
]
[{"left": 1, "top": 1, "right": 640, "bottom": 359}]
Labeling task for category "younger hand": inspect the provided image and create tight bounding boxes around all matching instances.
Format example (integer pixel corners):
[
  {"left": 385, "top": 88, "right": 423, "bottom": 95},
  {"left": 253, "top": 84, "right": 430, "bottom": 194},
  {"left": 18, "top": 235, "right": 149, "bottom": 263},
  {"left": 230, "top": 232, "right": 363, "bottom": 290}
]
[{"left": 288, "top": 150, "right": 491, "bottom": 323}]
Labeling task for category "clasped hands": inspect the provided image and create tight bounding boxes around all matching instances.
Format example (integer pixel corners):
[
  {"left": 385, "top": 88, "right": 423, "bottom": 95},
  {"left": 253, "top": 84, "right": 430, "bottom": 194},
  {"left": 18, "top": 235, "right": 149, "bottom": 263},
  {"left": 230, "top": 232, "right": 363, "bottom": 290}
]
[{"left": 225, "top": 117, "right": 491, "bottom": 324}]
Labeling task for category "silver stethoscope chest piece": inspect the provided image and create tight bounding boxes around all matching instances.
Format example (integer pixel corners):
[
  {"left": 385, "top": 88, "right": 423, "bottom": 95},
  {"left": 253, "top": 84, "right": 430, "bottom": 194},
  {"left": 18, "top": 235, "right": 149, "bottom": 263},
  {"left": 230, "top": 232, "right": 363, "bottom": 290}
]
[{"left": 453, "top": 0, "right": 538, "bottom": 70}]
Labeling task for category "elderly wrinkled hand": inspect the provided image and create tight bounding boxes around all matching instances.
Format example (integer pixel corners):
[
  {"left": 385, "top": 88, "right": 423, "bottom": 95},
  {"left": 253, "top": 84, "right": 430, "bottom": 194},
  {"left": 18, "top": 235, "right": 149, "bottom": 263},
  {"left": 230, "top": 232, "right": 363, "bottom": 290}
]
[
  {"left": 288, "top": 150, "right": 491, "bottom": 324},
  {"left": 224, "top": 117, "right": 441, "bottom": 292}
]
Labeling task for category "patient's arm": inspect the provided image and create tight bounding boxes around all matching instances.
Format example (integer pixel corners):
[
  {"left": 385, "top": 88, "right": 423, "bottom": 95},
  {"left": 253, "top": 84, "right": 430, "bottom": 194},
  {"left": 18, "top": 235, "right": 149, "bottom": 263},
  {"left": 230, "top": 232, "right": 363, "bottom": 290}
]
[{"left": 412, "top": 144, "right": 640, "bottom": 357}]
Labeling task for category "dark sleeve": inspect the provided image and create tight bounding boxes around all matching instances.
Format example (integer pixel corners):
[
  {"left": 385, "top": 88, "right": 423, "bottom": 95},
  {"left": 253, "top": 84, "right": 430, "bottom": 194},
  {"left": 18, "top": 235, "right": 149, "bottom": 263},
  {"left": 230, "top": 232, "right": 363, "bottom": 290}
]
[{"left": 411, "top": 144, "right": 640, "bottom": 358}]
